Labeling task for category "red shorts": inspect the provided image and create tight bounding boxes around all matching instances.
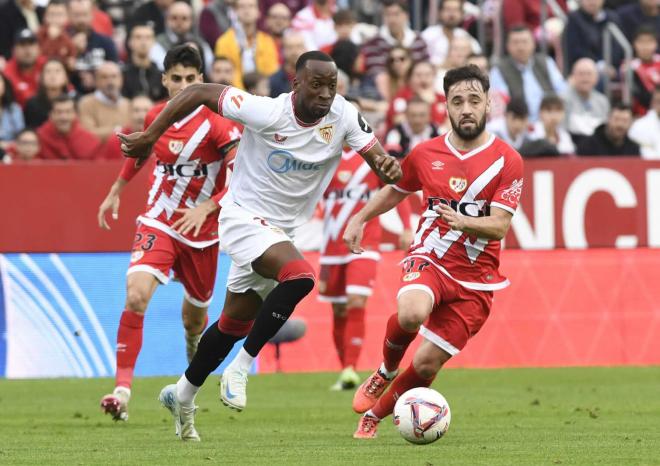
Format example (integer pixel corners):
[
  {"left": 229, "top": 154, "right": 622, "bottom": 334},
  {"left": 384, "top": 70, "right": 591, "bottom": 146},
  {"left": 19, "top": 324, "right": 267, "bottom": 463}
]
[
  {"left": 318, "top": 258, "right": 378, "bottom": 303},
  {"left": 398, "top": 257, "right": 493, "bottom": 356},
  {"left": 126, "top": 223, "right": 219, "bottom": 307}
]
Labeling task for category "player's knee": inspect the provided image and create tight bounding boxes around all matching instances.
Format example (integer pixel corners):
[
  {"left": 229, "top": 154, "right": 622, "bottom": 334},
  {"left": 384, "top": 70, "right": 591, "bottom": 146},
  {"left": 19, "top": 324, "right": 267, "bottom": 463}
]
[
  {"left": 413, "top": 354, "right": 443, "bottom": 379},
  {"left": 125, "top": 287, "right": 151, "bottom": 313},
  {"left": 397, "top": 293, "right": 432, "bottom": 330},
  {"left": 332, "top": 303, "right": 347, "bottom": 317},
  {"left": 397, "top": 302, "right": 429, "bottom": 330},
  {"left": 347, "top": 294, "right": 368, "bottom": 309},
  {"left": 277, "top": 259, "right": 316, "bottom": 297},
  {"left": 182, "top": 312, "right": 207, "bottom": 333}
]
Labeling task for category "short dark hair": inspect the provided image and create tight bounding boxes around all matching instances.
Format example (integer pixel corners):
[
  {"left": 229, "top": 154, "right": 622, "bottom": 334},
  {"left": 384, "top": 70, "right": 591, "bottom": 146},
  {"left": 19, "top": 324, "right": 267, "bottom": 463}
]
[
  {"left": 333, "top": 9, "right": 355, "bottom": 25},
  {"left": 213, "top": 55, "right": 232, "bottom": 65},
  {"left": 51, "top": 94, "right": 75, "bottom": 108},
  {"left": 507, "top": 24, "right": 533, "bottom": 39},
  {"left": 407, "top": 95, "right": 430, "bottom": 108},
  {"left": 506, "top": 97, "right": 529, "bottom": 118},
  {"left": 540, "top": 94, "right": 564, "bottom": 111},
  {"left": 610, "top": 102, "right": 633, "bottom": 114},
  {"left": 163, "top": 44, "right": 203, "bottom": 73},
  {"left": 295, "top": 50, "right": 335, "bottom": 72},
  {"left": 443, "top": 64, "right": 490, "bottom": 96},
  {"left": 381, "top": 0, "right": 408, "bottom": 13},
  {"left": 634, "top": 24, "right": 657, "bottom": 42}
]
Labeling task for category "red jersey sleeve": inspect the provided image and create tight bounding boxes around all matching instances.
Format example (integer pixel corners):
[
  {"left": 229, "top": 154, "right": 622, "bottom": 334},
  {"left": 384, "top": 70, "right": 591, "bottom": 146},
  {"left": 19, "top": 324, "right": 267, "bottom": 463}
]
[
  {"left": 393, "top": 150, "right": 422, "bottom": 194},
  {"left": 491, "top": 148, "right": 524, "bottom": 215}
]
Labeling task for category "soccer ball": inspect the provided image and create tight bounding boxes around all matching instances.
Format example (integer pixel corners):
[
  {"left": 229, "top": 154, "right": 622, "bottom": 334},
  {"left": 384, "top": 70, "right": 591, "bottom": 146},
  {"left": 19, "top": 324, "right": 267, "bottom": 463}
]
[{"left": 393, "top": 387, "right": 451, "bottom": 444}]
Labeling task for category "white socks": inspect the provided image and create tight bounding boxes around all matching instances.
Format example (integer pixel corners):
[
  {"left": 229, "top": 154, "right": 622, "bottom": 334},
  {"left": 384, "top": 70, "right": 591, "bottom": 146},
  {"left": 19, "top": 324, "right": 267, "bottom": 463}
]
[
  {"left": 176, "top": 374, "right": 200, "bottom": 406},
  {"left": 227, "top": 347, "right": 255, "bottom": 373},
  {"left": 378, "top": 362, "right": 398, "bottom": 380}
]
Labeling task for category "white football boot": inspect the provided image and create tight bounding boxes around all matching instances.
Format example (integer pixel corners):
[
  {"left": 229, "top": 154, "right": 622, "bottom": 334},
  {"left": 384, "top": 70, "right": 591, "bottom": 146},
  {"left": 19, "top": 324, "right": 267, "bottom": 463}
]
[
  {"left": 220, "top": 368, "right": 248, "bottom": 411},
  {"left": 159, "top": 384, "right": 200, "bottom": 442}
]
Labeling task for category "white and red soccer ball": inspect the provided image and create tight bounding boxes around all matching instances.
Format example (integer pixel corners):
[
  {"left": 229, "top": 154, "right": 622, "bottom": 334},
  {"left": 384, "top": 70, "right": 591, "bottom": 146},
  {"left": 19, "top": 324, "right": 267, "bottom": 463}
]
[{"left": 393, "top": 387, "right": 451, "bottom": 444}]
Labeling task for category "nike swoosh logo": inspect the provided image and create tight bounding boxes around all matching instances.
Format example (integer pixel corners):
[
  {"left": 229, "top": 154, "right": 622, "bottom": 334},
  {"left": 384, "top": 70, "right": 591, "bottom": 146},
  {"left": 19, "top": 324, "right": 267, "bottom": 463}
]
[{"left": 225, "top": 383, "right": 236, "bottom": 400}]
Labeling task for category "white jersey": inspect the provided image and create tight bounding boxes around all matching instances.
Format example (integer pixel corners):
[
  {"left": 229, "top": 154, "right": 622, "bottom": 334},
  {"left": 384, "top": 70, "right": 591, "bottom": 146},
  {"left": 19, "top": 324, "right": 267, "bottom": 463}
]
[{"left": 217, "top": 87, "right": 377, "bottom": 229}]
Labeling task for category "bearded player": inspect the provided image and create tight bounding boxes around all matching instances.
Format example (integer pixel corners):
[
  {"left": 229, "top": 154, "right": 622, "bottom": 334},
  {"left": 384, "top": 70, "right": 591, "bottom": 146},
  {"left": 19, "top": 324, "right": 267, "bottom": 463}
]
[
  {"left": 98, "top": 45, "right": 241, "bottom": 422},
  {"left": 320, "top": 101, "right": 413, "bottom": 391},
  {"left": 344, "top": 65, "right": 524, "bottom": 439}
]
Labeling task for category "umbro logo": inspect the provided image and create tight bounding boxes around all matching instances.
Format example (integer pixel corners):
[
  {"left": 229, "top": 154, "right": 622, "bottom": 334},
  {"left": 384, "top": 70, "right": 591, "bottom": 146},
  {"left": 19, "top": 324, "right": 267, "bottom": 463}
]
[
  {"left": 432, "top": 161, "right": 445, "bottom": 170},
  {"left": 274, "top": 133, "right": 288, "bottom": 143}
]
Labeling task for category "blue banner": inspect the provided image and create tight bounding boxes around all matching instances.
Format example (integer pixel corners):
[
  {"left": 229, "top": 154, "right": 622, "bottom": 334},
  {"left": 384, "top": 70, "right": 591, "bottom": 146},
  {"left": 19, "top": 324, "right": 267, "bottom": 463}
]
[{"left": 0, "top": 253, "right": 243, "bottom": 378}]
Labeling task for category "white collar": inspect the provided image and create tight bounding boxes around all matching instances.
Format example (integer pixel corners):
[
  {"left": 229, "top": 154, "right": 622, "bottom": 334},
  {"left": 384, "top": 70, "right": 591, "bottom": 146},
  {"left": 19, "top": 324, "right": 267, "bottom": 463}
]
[{"left": 444, "top": 131, "right": 496, "bottom": 160}]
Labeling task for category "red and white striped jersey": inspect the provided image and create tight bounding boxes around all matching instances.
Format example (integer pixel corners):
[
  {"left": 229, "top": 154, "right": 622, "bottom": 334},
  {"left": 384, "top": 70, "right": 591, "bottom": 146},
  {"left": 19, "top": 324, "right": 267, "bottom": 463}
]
[
  {"left": 394, "top": 132, "right": 523, "bottom": 291},
  {"left": 320, "top": 149, "right": 382, "bottom": 264},
  {"left": 134, "top": 103, "right": 241, "bottom": 248}
]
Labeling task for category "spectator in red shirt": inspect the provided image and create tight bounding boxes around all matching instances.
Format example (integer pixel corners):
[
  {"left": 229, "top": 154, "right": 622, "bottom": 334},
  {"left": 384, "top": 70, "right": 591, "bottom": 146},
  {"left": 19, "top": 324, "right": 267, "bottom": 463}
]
[
  {"left": 386, "top": 60, "right": 447, "bottom": 130},
  {"left": 3, "top": 29, "right": 45, "bottom": 107},
  {"left": 24, "top": 58, "right": 73, "bottom": 129},
  {"left": 4, "top": 128, "right": 40, "bottom": 163},
  {"left": 37, "top": 94, "right": 101, "bottom": 160},
  {"left": 37, "top": 0, "right": 77, "bottom": 70}
]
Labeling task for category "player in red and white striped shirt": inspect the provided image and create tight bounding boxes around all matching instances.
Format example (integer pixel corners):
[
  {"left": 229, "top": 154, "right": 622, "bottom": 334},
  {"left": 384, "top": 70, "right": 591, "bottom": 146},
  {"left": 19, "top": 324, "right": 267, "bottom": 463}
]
[
  {"left": 97, "top": 46, "right": 241, "bottom": 422},
  {"left": 345, "top": 65, "right": 524, "bottom": 438},
  {"left": 320, "top": 143, "right": 413, "bottom": 391}
]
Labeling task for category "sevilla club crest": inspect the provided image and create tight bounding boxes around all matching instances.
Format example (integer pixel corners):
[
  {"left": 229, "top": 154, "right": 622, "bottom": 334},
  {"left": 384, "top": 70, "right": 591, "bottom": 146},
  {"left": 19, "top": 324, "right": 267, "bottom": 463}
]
[
  {"left": 318, "top": 125, "right": 334, "bottom": 144},
  {"left": 169, "top": 139, "right": 184, "bottom": 154},
  {"left": 449, "top": 177, "right": 467, "bottom": 193}
]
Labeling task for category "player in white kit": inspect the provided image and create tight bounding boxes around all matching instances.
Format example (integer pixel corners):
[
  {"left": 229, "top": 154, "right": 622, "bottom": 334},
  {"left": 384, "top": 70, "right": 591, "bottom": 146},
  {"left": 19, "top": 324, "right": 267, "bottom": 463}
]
[{"left": 119, "top": 51, "right": 402, "bottom": 441}]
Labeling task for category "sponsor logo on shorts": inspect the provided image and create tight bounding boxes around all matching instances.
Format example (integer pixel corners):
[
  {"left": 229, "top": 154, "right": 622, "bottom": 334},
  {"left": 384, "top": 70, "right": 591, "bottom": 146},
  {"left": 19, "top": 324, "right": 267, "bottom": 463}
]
[
  {"left": 449, "top": 177, "right": 468, "bottom": 193},
  {"left": 274, "top": 133, "right": 288, "bottom": 143},
  {"left": 267, "top": 150, "right": 324, "bottom": 173},
  {"left": 402, "top": 272, "right": 420, "bottom": 282},
  {"left": 130, "top": 250, "right": 144, "bottom": 263}
]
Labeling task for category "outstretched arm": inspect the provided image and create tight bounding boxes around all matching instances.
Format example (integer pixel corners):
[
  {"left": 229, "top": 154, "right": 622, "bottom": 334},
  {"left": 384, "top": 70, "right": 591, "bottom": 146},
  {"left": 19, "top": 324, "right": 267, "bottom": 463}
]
[
  {"left": 344, "top": 185, "right": 409, "bottom": 253},
  {"left": 118, "top": 83, "right": 228, "bottom": 160},
  {"left": 359, "top": 141, "right": 402, "bottom": 185}
]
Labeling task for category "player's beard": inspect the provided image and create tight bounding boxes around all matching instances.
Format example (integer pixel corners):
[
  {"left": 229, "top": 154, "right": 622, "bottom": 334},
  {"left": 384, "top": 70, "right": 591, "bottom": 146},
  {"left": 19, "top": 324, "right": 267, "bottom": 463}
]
[{"left": 449, "top": 112, "right": 487, "bottom": 141}]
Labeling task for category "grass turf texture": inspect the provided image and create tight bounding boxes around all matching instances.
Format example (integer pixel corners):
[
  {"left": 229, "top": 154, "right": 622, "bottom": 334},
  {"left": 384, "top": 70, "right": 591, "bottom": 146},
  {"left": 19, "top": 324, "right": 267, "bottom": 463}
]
[{"left": 0, "top": 367, "right": 658, "bottom": 465}]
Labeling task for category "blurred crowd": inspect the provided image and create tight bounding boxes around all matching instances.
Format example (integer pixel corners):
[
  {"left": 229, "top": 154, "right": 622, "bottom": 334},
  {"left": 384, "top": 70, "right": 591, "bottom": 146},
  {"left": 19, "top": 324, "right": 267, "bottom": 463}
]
[{"left": 0, "top": 0, "right": 659, "bottom": 164}]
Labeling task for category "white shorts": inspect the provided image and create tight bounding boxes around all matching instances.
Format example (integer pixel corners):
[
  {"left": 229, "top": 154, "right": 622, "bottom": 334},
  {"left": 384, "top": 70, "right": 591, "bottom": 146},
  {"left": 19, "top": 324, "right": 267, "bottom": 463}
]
[{"left": 219, "top": 202, "right": 294, "bottom": 299}]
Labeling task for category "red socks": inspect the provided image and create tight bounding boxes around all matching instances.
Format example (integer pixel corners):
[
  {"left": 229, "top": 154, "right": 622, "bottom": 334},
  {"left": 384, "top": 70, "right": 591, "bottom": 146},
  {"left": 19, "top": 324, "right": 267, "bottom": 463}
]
[
  {"left": 344, "top": 307, "right": 365, "bottom": 368},
  {"left": 332, "top": 313, "right": 347, "bottom": 366},
  {"left": 333, "top": 307, "right": 366, "bottom": 368},
  {"left": 382, "top": 313, "right": 418, "bottom": 372},
  {"left": 115, "top": 310, "right": 144, "bottom": 389},
  {"left": 372, "top": 364, "right": 435, "bottom": 419}
]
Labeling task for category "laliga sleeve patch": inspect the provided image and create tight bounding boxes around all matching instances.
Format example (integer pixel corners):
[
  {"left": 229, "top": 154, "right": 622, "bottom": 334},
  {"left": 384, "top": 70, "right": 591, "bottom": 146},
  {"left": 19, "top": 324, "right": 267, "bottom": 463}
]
[{"left": 358, "top": 112, "right": 373, "bottom": 133}]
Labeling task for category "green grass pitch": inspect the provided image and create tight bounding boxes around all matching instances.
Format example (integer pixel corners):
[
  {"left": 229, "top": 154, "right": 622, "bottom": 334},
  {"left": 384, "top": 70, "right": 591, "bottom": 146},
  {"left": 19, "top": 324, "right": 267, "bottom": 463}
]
[{"left": 1, "top": 367, "right": 659, "bottom": 465}]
